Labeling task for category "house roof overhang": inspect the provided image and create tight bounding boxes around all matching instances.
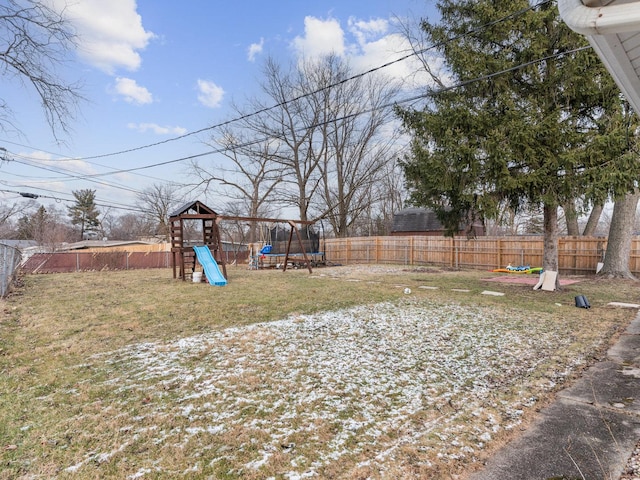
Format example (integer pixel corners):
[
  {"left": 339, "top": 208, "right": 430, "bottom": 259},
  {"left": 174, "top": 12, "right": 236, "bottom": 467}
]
[{"left": 558, "top": 0, "right": 640, "bottom": 113}]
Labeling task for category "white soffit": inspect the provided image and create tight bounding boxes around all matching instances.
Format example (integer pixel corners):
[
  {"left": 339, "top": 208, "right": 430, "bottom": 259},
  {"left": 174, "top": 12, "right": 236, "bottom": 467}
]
[{"left": 558, "top": 0, "right": 640, "bottom": 112}]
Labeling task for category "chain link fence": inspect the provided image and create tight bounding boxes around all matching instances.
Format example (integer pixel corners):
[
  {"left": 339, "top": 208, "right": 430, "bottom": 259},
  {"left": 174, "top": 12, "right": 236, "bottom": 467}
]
[{"left": 0, "top": 243, "right": 22, "bottom": 297}]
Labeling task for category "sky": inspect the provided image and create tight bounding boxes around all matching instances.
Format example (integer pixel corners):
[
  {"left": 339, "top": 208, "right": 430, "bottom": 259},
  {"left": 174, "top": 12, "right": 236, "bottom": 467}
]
[{"left": 1, "top": 0, "right": 438, "bottom": 217}]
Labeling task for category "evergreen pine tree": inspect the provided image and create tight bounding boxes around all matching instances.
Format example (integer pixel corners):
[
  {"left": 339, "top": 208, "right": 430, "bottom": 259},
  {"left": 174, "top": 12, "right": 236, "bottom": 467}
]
[
  {"left": 397, "top": 0, "right": 639, "bottom": 285},
  {"left": 68, "top": 189, "right": 100, "bottom": 240}
]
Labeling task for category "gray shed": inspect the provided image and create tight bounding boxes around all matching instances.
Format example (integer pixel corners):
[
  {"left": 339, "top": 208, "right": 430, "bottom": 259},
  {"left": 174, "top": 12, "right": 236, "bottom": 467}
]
[
  {"left": 391, "top": 207, "right": 485, "bottom": 237},
  {"left": 391, "top": 208, "right": 445, "bottom": 235}
]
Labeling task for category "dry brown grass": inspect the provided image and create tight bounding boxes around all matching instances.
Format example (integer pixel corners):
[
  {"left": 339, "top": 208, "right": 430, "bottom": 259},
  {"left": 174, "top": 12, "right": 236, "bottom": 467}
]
[{"left": 0, "top": 265, "right": 637, "bottom": 479}]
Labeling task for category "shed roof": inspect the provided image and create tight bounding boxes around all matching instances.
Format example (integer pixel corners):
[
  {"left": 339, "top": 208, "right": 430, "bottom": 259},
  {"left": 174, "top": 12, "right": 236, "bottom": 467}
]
[{"left": 392, "top": 208, "right": 444, "bottom": 232}]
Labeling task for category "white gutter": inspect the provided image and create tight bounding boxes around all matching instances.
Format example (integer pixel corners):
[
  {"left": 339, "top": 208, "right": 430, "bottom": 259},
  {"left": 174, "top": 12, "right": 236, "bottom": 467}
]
[{"left": 558, "top": 0, "right": 640, "bottom": 35}]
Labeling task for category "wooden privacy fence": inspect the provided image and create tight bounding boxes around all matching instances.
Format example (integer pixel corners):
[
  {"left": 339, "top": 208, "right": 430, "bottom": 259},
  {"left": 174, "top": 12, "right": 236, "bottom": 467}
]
[{"left": 322, "top": 236, "right": 640, "bottom": 275}]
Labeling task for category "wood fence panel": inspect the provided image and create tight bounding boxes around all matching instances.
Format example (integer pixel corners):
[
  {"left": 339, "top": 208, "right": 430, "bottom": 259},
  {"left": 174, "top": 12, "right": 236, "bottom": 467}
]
[
  {"left": 630, "top": 238, "right": 640, "bottom": 273},
  {"left": 324, "top": 238, "right": 348, "bottom": 265},
  {"left": 493, "top": 237, "right": 543, "bottom": 269},
  {"left": 558, "top": 237, "right": 606, "bottom": 275},
  {"left": 455, "top": 237, "right": 497, "bottom": 270},
  {"left": 324, "top": 235, "right": 640, "bottom": 275},
  {"left": 413, "top": 236, "right": 451, "bottom": 266},
  {"left": 382, "top": 237, "right": 411, "bottom": 264}
]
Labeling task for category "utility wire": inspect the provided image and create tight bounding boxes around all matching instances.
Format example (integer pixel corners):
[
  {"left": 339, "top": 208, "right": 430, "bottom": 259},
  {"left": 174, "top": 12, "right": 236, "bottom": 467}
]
[
  {"left": 0, "top": 179, "right": 140, "bottom": 211},
  {"left": 2, "top": 0, "right": 572, "bottom": 211},
  {"left": 1, "top": 0, "right": 553, "bottom": 165},
  {"left": 9, "top": 157, "right": 142, "bottom": 194},
  {"left": 10, "top": 44, "right": 588, "bottom": 180},
  {"left": 0, "top": 138, "right": 175, "bottom": 184},
  {"left": 0, "top": 188, "right": 140, "bottom": 213}
]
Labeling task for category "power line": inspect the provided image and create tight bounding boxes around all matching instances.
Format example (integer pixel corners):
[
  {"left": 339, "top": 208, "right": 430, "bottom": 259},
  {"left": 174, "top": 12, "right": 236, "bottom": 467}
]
[
  {"left": 0, "top": 138, "right": 176, "bottom": 183},
  {"left": 0, "top": 188, "right": 140, "bottom": 212},
  {"left": 0, "top": 178, "right": 140, "bottom": 211},
  {"left": 0, "top": 0, "right": 569, "bottom": 209},
  {"left": 9, "top": 44, "right": 589, "bottom": 181},
  {"left": 1, "top": 0, "right": 553, "bottom": 166},
  {"left": 8, "top": 156, "right": 142, "bottom": 194}
]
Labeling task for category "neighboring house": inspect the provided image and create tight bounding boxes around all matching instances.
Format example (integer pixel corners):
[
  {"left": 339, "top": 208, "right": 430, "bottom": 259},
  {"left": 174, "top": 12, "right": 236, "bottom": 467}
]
[
  {"left": 57, "top": 240, "right": 165, "bottom": 252},
  {"left": 391, "top": 207, "right": 485, "bottom": 237},
  {"left": 559, "top": 0, "right": 640, "bottom": 113}
]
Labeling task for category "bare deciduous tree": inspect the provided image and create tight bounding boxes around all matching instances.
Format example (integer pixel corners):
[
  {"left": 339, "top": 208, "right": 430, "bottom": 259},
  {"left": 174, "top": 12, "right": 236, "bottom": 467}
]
[
  {"left": 1, "top": 0, "right": 83, "bottom": 138},
  {"left": 15, "top": 202, "right": 74, "bottom": 248},
  {"left": 103, "top": 212, "right": 153, "bottom": 241},
  {"left": 136, "top": 183, "right": 184, "bottom": 240},
  {"left": 237, "top": 57, "right": 326, "bottom": 223},
  {"left": 312, "top": 55, "right": 401, "bottom": 237},
  {"left": 0, "top": 201, "right": 22, "bottom": 237},
  {"left": 207, "top": 54, "right": 403, "bottom": 237},
  {"left": 372, "top": 161, "right": 407, "bottom": 235},
  {"left": 192, "top": 127, "right": 284, "bottom": 243}
]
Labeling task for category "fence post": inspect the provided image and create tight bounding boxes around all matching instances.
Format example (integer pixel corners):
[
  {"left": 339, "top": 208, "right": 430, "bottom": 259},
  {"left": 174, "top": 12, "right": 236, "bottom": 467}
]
[
  {"left": 346, "top": 238, "right": 350, "bottom": 265},
  {"left": 0, "top": 245, "right": 22, "bottom": 297},
  {"left": 404, "top": 241, "right": 408, "bottom": 265},
  {"left": 409, "top": 236, "right": 414, "bottom": 265},
  {"left": 450, "top": 237, "right": 455, "bottom": 267}
]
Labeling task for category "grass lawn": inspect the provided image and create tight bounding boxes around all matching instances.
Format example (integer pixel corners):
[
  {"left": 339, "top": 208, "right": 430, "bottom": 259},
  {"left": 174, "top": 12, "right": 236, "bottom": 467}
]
[{"left": 0, "top": 264, "right": 637, "bottom": 479}]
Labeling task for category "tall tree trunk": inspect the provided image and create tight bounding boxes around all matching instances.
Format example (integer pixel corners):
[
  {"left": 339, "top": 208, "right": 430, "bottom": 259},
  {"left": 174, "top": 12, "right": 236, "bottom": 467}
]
[
  {"left": 599, "top": 191, "right": 640, "bottom": 279},
  {"left": 582, "top": 203, "right": 603, "bottom": 236},
  {"left": 562, "top": 201, "right": 579, "bottom": 236},
  {"left": 543, "top": 203, "right": 560, "bottom": 290}
]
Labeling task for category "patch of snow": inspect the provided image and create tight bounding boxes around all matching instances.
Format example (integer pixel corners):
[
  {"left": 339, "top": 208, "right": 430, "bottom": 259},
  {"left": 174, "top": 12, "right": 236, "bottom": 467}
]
[
  {"left": 73, "top": 299, "right": 591, "bottom": 477},
  {"left": 128, "top": 467, "right": 152, "bottom": 479}
]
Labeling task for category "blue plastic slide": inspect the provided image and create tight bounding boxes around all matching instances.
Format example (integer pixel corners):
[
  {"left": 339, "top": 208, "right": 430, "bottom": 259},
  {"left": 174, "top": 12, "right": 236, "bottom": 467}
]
[{"left": 193, "top": 245, "right": 228, "bottom": 286}]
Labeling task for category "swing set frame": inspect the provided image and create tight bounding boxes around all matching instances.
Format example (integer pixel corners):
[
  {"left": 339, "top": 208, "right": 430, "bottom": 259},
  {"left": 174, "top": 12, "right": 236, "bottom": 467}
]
[
  {"left": 234, "top": 216, "right": 316, "bottom": 273},
  {"left": 169, "top": 201, "right": 317, "bottom": 281}
]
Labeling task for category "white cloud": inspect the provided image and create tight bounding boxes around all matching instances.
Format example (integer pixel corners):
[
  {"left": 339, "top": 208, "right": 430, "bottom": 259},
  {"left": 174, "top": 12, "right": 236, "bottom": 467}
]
[
  {"left": 19, "top": 150, "right": 96, "bottom": 176},
  {"left": 114, "top": 77, "right": 153, "bottom": 104},
  {"left": 127, "top": 123, "right": 187, "bottom": 135},
  {"left": 348, "top": 17, "right": 389, "bottom": 44},
  {"left": 349, "top": 32, "right": 420, "bottom": 84},
  {"left": 291, "top": 15, "right": 433, "bottom": 90},
  {"left": 51, "top": 0, "right": 155, "bottom": 74},
  {"left": 197, "top": 79, "right": 225, "bottom": 108},
  {"left": 347, "top": 18, "right": 418, "bottom": 81},
  {"left": 292, "top": 17, "right": 345, "bottom": 58},
  {"left": 248, "top": 38, "right": 264, "bottom": 62}
]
